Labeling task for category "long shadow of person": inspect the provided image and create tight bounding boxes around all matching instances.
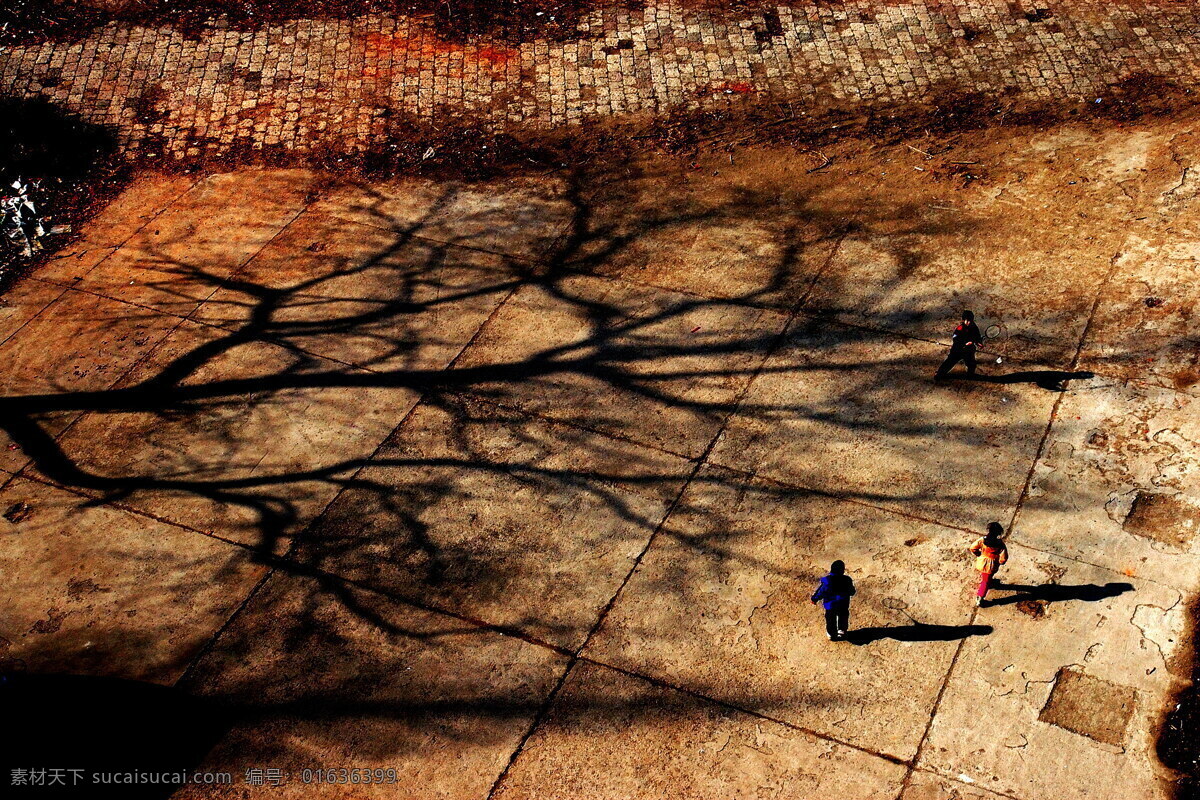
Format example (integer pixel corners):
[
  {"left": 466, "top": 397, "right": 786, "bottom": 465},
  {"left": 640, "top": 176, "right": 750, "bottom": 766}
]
[
  {"left": 844, "top": 622, "right": 993, "bottom": 646},
  {"left": 983, "top": 580, "right": 1134, "bottom": 608},
  {"left": 966, "top": 370, "right": 1095, "bottom": 391}
]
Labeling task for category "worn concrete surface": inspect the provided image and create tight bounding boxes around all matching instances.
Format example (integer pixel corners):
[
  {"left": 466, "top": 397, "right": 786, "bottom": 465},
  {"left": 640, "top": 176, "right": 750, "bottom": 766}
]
[
  {"left": 0, "top": 477, "right": 267, "bottom": 683},
  {"left": 173, "top": 572, "right": 569, "bottom": 800},
  {"left": 3, "top": 112, "right": 1200, "bottom": 800}
]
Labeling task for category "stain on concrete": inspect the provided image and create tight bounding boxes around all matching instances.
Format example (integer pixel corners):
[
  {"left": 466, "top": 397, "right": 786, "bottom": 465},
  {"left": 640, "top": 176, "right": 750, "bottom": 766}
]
[
  {"left": 28, "top": 608, "right": 69, "bottom": 635},
  {"left": 1039, "top": 667, "right": 1137, "bottom": 747},
  {"left": 1015, "top": 599, "right": 1047, "bottom": 620},
  {"left": 1123, "top": 491, "right": 1200, "bottom": 550},
  {"left": 66, "top": 577, "right": 112, "bottom": 601},
  {"left": 3, "top": 502, "right": 33, "bottom": 523}
]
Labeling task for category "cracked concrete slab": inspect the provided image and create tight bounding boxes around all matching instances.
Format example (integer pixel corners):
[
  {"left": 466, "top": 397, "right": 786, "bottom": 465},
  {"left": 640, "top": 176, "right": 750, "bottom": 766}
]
[
  {"left": 1014, "top": 379, "right": 1200, "bottom": 589},
  {"left": 584, "top": 466, "right": 983, "bottom": 762},
  {"left": 175, "top": 572, "right": 568, "bottom": 800},
  {"left": 0, "top": 477, "right": 267, "bottom": 684},
  {"left": 61, "top": 170, "right": 315, "bottom": 316},
  {"left": 295, "top": 394, "right": 692, "bottom": 650},
  {"left": 1081, "top": 237, "right": 1200, "bottom": 395},
  {"left": 900, "top": 770, "right": 1014, "bottom": 800},
  {"left": 36, "top": 320, "right": 420, "bottom": 550},
  {"left": 0, "top": 286, "right": 182, "bottom": 472},
  {"left": 492, "top": 660, "right": 908, "bottom": 800},
  {"left": 0, "top": 275, "right": 68, "bottom": 348},
  {"left": 311, "top": 175, "right": 575, "bottom": 261},
  {"left": 802, "top": 126, "right": 1152, "bottom": 368},
  {"left": 709, "top": 318, "right": 1060, "bottom": 529},
  {"left": 453, "top": 273, "right": 789, "bottom": 459},
  {"left": 918, "top": 546, "right": 1186, "bottom": 800},
  {"left": 190, "top": 210, "right": 518, "bottom": 372},
  {"left": 557, "top": 147, "right": 865, "bottom": 308}
]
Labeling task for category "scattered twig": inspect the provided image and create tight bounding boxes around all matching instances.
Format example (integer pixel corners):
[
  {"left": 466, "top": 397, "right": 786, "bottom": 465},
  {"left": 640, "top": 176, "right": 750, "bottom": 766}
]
[
  {"left": 907, "top": 144, "right": 933, "bottom": 157},
  {"left": 804, "top": 148, "right": 831, "bottom": 172}
]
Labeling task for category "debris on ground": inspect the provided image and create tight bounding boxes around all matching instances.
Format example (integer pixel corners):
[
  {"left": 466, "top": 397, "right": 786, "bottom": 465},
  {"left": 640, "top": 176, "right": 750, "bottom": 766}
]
[{"left": 3, "top": 501, "right": 33, "bottom": 523}]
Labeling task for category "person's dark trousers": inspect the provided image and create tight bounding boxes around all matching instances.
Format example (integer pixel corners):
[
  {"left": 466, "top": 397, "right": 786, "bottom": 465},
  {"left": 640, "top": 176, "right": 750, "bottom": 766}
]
[
  {"left": 936, "top": 347, "right": 977, "bottom": 378},
  {"left": 824, "top": 602, "right": 850, "bottom": 639}
]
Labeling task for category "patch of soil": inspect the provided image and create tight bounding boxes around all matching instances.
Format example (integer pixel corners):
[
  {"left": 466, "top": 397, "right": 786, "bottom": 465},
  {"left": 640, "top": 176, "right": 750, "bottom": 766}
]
[
  {"left": 1123, "top": 490, "right": 1200, "bottom": 551},
  {"left": 1014, "top": 599, "right": 1046, "bottom": 619},
  {"left": 0, "top": 0, "right": 628, "bottom": 44}
]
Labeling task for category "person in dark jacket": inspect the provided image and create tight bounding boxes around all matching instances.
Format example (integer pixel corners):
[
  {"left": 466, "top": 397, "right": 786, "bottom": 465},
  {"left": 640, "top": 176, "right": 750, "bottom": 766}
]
[
  {"left": 935, "top": 309, "right": 982, "bottom": 379},
  {"left": 811, "top": 560, "right": 856, "bottom": 641}
]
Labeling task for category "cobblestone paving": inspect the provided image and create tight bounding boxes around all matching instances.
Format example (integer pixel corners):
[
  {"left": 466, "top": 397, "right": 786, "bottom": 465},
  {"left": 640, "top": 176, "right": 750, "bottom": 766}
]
[{"left": 1, "top": 1, "right": 1199, "bottom": 159}]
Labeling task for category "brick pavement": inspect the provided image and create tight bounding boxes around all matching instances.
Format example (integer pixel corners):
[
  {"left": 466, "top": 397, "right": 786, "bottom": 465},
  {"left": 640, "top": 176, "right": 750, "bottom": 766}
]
[{"left": 1, "top": 1, "right": 1199, "bottom": 160}]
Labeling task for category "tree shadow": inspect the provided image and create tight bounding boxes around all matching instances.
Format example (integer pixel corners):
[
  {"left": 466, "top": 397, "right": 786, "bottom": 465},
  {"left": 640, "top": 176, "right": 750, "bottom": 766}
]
[
  {"left": 844, "top": 623, "right": 993, "bottom": 645},
  {"left": 0, "top": 155, "right": 1079, "bottom": 763},
  {"left": 984, "top": 580, "right": 1135, "bottom": 608}
]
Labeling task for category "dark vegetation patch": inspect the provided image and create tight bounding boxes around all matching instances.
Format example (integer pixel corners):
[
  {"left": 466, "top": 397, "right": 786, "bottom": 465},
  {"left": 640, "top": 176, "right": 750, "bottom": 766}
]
[
  {"left": 0, "top": 96, "right": 124, "bottom": 290},
  {"left": 1159, "top": 599, "right": 1200, "bottom": 800},
  {"left": 0, "top": 0, "right": 623, "bottom": 45}
]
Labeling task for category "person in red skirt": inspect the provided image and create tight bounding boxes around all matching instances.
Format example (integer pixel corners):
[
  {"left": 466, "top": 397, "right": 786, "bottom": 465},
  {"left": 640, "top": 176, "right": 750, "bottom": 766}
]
[{"left": 970, "top": 522, "right": 1009, "bottom": 607}]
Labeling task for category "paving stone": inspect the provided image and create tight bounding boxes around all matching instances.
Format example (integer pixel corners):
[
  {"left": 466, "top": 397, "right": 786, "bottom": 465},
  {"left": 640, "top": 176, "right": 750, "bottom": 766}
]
[
  {"left": 38, "top": 320, "right": 420, "bottom": 550},
  {"left": 492, "top": 661, "right": 908, "bottom": 800},
  {"left": 190, "top": 210, "right": 517, "bottom": 372},
  {"left": 1, "top": 4, "right": 1196, "bottom": 161},
  {"left": 918, "top": 547, "right": 1185, "bottom": 800},
  {"left": 1013, "top": 379, "right": 1200, "bottom": 590},
  {"left": 452, "top": 273, "right": 788, "bottom": 459},
  {"left": 709, "top": 318, "right": 1060, "bottom": 529},
  {"left": 175, "top": 572, "right": 569, "bottom": 800},
  {"left": 0, "top": 477, "right": 266, "bottom": 683},
  {"left": 585, "top": 466, "right": 984, "bottom": 762},
  {"left": 295, "top": 394, "right": 691, "bottom": 650}
]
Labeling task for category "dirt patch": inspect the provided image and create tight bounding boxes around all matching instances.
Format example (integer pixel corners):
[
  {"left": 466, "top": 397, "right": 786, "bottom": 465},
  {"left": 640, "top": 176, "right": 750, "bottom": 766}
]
[
  {"left": 28, "top": 607, "right": 69, "bottom": 635},
  {"left": 1015, "top": 599, "right": 1047, "bottom": 619},
  {"left": 3, "top": 501, "right": 34, "bottom": 523},
  {"left": 66, "top": 577, "right": 112, "bottom": 601},
  {"left": 1040, "top": 667, "right": 1137, "bottom": 747},
  {"left": 1123, "top": 491, "right": 1200, "bottom": 551},
  {"left": 0, "top": 0, "right": 633, "bottom": 44}
]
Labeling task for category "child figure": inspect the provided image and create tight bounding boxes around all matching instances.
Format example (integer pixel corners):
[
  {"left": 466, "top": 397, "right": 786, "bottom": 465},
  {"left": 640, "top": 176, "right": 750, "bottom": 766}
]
[{"left": 970, "top": 522, "right": 1009, "bottom": 607}]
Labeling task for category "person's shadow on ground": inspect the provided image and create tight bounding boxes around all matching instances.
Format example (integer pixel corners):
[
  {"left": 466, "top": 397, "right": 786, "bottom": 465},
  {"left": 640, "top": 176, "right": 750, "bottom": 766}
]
[
  {"left": 962, "top": 370, "right": 1095, "bottom": 391},
  {"left": 982, "top": 580, "right": 1134, "bottom": 608},
  {"left": 844, "top": 623, "right": 993, "bottom": 646}
]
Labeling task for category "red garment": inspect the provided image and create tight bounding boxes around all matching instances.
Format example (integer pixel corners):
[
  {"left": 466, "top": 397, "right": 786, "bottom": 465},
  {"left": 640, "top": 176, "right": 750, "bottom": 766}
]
[{"left": 976, "top": 571, "right": 992, "bottom": 599}]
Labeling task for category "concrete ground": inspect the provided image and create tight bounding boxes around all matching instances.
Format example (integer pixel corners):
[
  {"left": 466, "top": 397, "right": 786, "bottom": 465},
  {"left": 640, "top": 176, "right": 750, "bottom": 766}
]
[{"left": 2, "top": 111, "right": 1199, "bottom": 800}]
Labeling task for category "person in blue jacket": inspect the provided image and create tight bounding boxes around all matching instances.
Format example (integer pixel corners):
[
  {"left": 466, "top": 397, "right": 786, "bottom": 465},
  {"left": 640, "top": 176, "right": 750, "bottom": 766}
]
[{"left": 811, "top": 560, "right": 856, "bottom": 641}]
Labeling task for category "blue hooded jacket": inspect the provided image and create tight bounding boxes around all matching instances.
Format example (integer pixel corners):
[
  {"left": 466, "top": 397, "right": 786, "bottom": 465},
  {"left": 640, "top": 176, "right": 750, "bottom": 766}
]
[{"left": 811, "top": 572, "right": 856, "bottom": 610}]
